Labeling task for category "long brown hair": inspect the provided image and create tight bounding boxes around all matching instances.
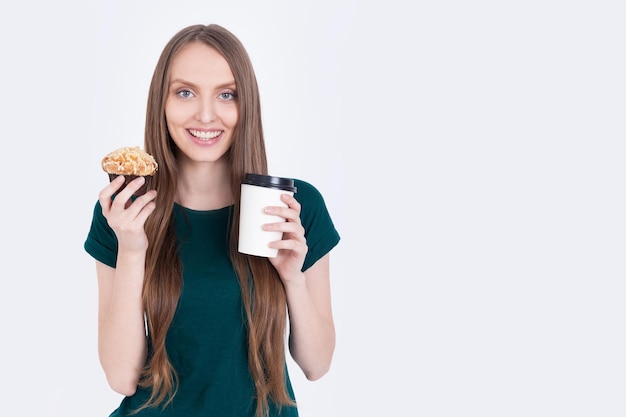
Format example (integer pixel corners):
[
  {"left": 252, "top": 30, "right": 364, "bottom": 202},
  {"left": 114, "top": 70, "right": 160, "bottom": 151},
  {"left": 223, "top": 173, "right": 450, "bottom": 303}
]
[{"left": 138, "top": 24, "right": 293, "bottom": 417}]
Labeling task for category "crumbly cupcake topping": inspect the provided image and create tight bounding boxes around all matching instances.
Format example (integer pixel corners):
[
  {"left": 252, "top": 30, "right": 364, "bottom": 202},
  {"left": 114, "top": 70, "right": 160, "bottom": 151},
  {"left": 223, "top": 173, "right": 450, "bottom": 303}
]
[{"left": 101, "top": 146, "right": 158, "bottom": 176}]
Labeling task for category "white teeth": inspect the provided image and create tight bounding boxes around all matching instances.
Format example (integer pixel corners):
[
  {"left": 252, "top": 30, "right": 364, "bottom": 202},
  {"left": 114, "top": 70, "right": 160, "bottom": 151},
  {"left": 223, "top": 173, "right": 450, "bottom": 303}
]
[{"left": 189, "top": 129, "right": 221, "bottom": 140}]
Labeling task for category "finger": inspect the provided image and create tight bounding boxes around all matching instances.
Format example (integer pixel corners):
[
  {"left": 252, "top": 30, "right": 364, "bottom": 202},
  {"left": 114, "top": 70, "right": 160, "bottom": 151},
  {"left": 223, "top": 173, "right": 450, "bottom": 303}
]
[
  {"left": 122, "top": 189, "right": 158, "bottom": 216},
  {"left": 133, "top": 188, "right": 158, "bottom": 205},
  {"left": 263, "top": 206, "right": 301, "bottom": 224},
  {"left": 98, "top": 175, "right": 126, "bottom": 211},
  {"left": 134, "top": 198, "right": 158, "bottom": 224},
  {"left": 281, "top": 193, "right": 301, "bottom": 212},
  {"left": 263, "top": 220, "right": 304, "bottom": 237},
  {"left": 104, "top": 188, "right": 157, "bottom": 232},
  {"left": 111, "top": 176, "right": 147, "bottom": 209},
  {"left": 268, "top": 237, "right": 308, "bottom": 256}
]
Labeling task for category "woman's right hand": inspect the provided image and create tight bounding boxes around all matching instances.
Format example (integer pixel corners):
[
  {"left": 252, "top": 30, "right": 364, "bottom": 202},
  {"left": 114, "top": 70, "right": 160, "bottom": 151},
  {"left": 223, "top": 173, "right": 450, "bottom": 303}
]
[{"left": 98, "top": 175, "right": 157, "bottom": 252}]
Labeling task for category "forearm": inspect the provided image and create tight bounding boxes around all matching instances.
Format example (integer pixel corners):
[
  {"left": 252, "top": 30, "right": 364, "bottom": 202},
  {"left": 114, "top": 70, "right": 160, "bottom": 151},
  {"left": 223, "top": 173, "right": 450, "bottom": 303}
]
[
  {"left": 98, "top": 251, "right": 148, "bottom": 395},
  {"left": 284, "top": 273, "right": 336, "bottom": 381}
]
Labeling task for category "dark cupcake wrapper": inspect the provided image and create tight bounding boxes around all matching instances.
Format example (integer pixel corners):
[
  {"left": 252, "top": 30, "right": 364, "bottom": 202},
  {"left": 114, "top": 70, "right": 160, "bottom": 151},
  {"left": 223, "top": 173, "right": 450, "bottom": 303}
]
[{"left": 108, "top": 173, "right": 153, "bottom": 197}]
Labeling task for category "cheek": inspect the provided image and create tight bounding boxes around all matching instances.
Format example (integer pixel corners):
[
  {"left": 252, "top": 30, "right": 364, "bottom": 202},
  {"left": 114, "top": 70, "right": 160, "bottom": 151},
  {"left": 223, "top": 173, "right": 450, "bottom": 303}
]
[
  {"left": 164, "top": 103, "right": 182, "bottom": 126},
  {"left": 165, "top": 97, "right": 197, "bottom": 125},
  {"left": 223, "top": 107, "right": 239, "bottom": 127},
  {"left": 164, "top": 104, "right": 187, "bottom": 143}
]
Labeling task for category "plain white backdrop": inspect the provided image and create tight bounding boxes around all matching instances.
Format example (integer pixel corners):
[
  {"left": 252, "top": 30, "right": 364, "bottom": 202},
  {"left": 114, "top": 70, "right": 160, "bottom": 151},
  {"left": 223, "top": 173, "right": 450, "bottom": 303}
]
[{"left": 0, "top": 1, "right": 624, "bottom": 416}]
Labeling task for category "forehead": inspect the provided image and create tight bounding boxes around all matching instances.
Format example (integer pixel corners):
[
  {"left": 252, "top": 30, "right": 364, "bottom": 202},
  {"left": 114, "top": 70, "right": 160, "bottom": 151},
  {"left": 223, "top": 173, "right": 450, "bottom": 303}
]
[{"left": 169, "top": 42, "right": 234, "bottom": 83}]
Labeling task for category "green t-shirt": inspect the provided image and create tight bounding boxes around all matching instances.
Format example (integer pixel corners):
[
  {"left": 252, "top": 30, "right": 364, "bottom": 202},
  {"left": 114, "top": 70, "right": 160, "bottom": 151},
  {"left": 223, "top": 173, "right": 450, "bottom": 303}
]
[{"left": 84, "top": 179, "right": 340, "bottom": 417}]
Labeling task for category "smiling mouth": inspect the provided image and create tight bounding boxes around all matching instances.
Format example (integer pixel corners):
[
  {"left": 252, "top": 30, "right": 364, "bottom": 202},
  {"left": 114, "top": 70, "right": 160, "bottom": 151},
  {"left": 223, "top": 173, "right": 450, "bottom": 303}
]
[{"left": 189, "top": 129, "right": 222, "bottom": 141}]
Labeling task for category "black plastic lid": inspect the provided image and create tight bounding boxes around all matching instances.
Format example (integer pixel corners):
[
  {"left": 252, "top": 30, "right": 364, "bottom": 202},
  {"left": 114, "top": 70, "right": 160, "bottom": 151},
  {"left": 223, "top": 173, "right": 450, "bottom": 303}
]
[{"left": 243, "top": 173, "right": 297, "bottom": 192}]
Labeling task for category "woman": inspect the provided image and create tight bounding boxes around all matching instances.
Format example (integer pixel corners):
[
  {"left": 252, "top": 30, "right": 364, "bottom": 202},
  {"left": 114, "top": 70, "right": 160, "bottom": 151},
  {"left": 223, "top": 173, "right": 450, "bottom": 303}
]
[{"left": 84, "top": 23, "right": 340, "bottom": 417}]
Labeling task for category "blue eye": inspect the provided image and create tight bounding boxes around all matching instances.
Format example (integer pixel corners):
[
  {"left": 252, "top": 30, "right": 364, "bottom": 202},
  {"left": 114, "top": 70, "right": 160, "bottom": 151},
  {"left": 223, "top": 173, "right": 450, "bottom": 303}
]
[
  {"left": 177, "top": 89, "right": 193, "bottom": 98},
  {"left": 220, "top": 92, "right": 236, "bottom": 100}
]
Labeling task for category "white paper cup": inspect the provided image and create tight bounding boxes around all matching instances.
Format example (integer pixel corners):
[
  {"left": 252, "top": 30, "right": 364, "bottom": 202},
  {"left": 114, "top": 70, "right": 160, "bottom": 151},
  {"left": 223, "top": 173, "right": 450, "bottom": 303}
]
[{"left": 238, "top": 174, "right": 297, "bottom": 258}]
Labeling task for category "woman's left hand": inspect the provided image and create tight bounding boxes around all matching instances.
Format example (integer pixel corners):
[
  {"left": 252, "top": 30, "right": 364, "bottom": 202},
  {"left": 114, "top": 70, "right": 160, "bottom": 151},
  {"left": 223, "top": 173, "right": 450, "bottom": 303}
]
[{"left": 264, "top": 194, "right": 308, "bottom": 282}]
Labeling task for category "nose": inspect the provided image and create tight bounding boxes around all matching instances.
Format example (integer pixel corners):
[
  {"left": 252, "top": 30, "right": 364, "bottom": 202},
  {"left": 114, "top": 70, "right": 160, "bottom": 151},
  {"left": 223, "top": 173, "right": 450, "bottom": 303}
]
[{"left": 196, "top": 98, "right": 216, "bottom": 123}]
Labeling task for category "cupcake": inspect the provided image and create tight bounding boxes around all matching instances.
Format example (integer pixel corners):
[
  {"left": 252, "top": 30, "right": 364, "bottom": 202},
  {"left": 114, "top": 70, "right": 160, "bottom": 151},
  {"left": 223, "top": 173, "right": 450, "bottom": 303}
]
[{"left": 101, "top": 146, "right": 158, "bottom": 196}]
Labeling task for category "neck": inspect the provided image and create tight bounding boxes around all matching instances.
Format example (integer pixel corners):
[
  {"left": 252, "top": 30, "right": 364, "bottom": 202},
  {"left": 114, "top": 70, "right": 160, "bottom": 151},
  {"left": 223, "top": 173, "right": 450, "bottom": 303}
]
[{"left": 175, "top": 158, "right": 233, "bottom": 210}]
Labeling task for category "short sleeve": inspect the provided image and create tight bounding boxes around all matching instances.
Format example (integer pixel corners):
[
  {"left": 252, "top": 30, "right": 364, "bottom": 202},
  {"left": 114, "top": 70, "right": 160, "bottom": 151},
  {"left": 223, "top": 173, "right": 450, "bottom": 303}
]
[
  {"left": 84, "top": 200, "right": 118, "bottom": 268},
  {"left": 293, "top": 179, "right": 341, "bottom": 271}
]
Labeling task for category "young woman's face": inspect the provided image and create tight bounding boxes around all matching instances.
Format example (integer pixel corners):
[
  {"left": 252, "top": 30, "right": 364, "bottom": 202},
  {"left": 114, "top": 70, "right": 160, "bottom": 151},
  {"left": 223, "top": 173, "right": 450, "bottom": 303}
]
[{"left": 165, "top": 42, "right": 238, "bottom": 165}]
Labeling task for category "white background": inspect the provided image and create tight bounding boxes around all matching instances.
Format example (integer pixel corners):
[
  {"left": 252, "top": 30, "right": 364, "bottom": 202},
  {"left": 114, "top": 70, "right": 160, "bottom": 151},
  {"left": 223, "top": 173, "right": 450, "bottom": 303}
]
[{"left": 1, "top": 1, "right": 624, "bottom": 416}]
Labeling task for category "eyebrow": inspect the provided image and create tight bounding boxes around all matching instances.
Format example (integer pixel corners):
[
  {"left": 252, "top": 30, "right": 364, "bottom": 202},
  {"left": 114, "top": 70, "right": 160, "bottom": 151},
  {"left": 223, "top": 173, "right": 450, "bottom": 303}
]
[{"left": 169, "top": 78, "right": 237, "bottom": 90}]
